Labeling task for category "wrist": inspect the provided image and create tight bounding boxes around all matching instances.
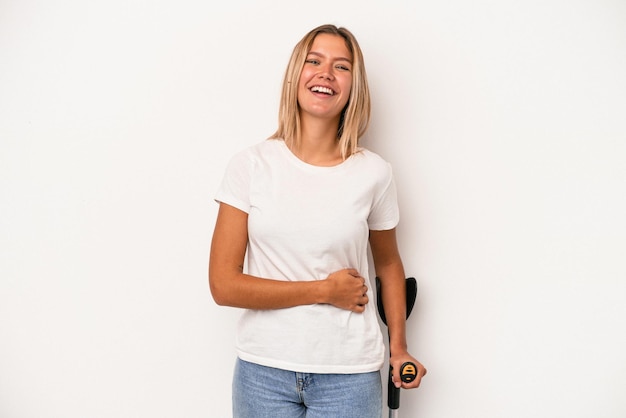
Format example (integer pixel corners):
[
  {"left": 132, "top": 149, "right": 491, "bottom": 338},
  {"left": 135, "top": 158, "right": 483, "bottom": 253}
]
[
  {"left": 389, "top": 340, "right": 408, "bottom": 356},
  {"left": 312, "top": 279, "right": 330, "bottom": 304}
]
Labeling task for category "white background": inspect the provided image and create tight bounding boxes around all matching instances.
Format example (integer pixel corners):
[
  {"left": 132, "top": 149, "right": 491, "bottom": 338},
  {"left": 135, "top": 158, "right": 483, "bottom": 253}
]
[{"left": 1, "top": 1, "right": 625, "bottom": 417}]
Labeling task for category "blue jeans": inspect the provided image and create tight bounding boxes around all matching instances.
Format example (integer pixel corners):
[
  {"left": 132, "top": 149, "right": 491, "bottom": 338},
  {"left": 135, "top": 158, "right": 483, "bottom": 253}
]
[{"left": 233, "top": 358, "right": 382, "bottom": 418}]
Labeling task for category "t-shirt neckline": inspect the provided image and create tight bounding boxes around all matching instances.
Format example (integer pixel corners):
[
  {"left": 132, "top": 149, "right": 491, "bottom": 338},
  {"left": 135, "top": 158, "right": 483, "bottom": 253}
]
[{"left": 275, "top": 140, "right": 356, "bottom": 173}]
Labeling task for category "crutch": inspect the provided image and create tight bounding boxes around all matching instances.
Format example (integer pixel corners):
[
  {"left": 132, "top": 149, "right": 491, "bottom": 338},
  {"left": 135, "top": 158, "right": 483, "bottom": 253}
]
[{"left": 376, "top": 276, "right": 418, "bottom": 418}]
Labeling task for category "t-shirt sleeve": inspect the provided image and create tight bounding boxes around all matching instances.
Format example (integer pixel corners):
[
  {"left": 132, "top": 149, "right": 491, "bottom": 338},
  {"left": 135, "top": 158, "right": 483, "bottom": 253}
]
[
  {"left": 368, "top": 163, "right": 400, "bottom": 231},
  {"left": 214, "top": 149, "right": 253, "bottom": 213}
]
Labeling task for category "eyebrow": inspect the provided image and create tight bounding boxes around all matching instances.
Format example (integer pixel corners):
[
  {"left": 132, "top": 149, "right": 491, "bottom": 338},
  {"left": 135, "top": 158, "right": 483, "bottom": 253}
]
[{"left": 307, "top": 51, "right": 353, "bottom": 63}]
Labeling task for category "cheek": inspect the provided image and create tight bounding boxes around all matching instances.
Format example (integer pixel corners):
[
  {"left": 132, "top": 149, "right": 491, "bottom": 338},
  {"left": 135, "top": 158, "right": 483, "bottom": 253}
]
[
  {"left": 296, "top": 83, "right": 308, "bottom": 105},
  {"left": 298, "top": 67, "right": 313, "bottom": 87},
  {"left": 298, "top": 68, "right": 313, "bottom": 86},
  {"left": 340, "top": 79, "right": 353, "bottom": 105}
]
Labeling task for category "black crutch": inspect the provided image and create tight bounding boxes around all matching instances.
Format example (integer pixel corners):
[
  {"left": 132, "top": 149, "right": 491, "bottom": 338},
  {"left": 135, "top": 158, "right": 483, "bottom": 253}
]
[{"left": 376, "top": 276, "right": 418, "bottom": 418}]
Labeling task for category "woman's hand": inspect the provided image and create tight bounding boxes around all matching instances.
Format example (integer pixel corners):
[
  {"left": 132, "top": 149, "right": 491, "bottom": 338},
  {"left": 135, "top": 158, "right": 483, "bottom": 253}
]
[
  {"left": 389, "top": 350, "right": 427, "bottom": 389},
  {"left": 324, "top": 268, "right": 369, "bottom": 313}
]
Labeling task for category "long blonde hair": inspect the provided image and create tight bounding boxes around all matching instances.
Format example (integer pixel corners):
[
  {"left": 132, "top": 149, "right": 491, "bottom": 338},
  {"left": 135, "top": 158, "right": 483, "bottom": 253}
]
[{"left": 269, "top": 24, "right": 371, "bottom": 159}]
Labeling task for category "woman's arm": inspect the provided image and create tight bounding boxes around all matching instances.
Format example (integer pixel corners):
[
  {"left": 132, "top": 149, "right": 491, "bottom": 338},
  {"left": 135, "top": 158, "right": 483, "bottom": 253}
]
[
  {"left": 369, "top": 228, "right": 427, "bottom": 388},
  {"left": 209, "top": 202, "right": 369, "bottom": 312}
]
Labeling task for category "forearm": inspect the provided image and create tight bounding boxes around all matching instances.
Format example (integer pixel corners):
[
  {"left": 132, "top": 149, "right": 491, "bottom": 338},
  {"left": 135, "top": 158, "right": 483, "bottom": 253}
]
[
  {"left": 209, "top": 267, "right": 327, "bottom": 309},
  {"left": 210, "top": 265, "right": 368, "bottom": 311},
  {"left": 378, "top": 262, "right": 409, "bottom": 354}
]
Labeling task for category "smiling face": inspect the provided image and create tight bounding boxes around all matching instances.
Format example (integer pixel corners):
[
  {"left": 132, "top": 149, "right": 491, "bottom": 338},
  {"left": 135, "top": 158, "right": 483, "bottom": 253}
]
[{"left": 297, "top": 33, "right": 353, "bottom": 125}]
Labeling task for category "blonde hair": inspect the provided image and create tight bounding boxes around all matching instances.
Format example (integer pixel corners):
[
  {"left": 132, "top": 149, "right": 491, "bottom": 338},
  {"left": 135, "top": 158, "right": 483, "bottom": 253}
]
[{"left": 269, "top": 24, "right": 371, "bottom": 159}]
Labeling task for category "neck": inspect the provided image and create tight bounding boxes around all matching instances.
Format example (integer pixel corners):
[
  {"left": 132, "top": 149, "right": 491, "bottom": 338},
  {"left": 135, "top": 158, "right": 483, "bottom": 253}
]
[{"left": 291, "top": 117, "right": 343, "bottom": 166}]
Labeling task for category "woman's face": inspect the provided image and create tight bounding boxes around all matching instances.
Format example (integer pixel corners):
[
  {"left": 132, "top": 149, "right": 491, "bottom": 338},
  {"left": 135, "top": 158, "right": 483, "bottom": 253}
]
[{"left": 297, "top": 33, "right": 353, "bottom": 123}]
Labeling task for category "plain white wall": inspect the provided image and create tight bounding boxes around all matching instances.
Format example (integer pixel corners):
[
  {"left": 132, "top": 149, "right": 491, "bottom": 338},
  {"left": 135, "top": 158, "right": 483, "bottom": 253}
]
[{"left": 1, "top": 0, "right": 625, "bottom": 417}]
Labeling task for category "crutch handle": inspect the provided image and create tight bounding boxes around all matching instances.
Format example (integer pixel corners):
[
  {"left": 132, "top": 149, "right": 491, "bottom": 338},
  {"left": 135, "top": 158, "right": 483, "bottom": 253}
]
[
  {"left": 388, "top": 361, "right": 417, "bottom": 410},
  {"left": 400, "top": 361, "right": 417, "bottom": 383}
]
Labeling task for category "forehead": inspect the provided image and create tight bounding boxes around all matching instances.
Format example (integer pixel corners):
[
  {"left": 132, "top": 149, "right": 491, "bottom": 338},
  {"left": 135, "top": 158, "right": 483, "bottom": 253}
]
[{"left": 309, "top": 33, "right": 352, "bottom": 61}]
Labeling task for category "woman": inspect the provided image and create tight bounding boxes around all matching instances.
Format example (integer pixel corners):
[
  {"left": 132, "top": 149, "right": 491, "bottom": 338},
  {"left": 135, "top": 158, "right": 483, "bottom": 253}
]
[{"left": 209, "top": 24, "right": 426, "bottom": 418}]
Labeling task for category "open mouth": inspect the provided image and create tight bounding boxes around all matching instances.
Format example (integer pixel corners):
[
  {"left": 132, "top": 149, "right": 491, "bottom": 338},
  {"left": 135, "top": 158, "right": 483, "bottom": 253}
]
[{"left": 310, "top": 85, "right": 335, "bottom": 96}]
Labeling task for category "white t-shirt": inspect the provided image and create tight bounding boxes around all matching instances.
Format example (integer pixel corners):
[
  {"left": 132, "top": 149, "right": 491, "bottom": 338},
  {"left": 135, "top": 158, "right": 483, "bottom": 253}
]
[{"left": 215, "top": 139, "right": 399, "bottom": 374}]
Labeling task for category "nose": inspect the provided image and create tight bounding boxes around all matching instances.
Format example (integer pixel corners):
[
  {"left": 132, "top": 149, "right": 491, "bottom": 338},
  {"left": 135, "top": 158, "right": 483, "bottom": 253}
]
[
  {"left": 318, "top": 64, "right": 334, "bottom": 80},
  {"left": 318, "top": 71, "right": 333, "bottom": 81}
]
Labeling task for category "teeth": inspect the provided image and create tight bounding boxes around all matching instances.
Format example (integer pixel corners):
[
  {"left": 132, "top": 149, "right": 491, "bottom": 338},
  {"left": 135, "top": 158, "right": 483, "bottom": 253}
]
[{"left": 311, "top": 86, "right": 334, "bottom": 95}]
